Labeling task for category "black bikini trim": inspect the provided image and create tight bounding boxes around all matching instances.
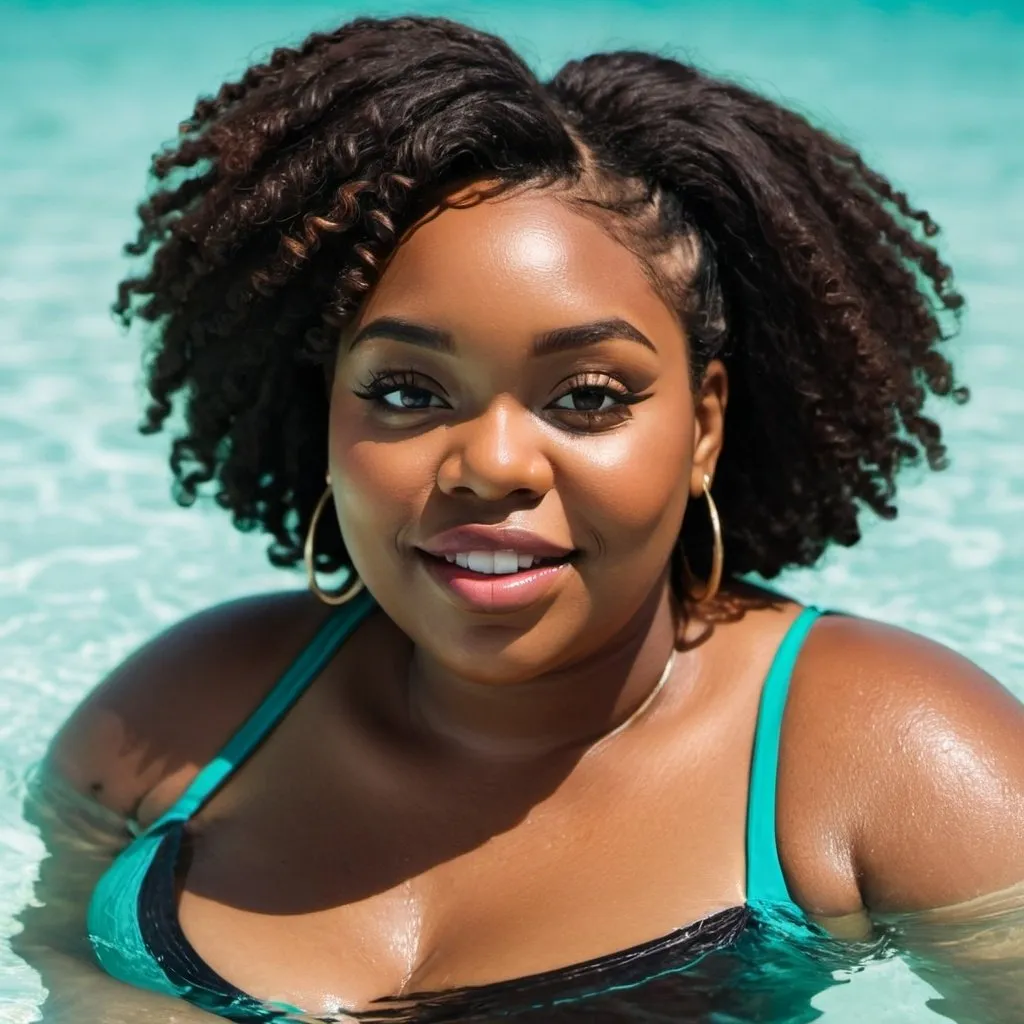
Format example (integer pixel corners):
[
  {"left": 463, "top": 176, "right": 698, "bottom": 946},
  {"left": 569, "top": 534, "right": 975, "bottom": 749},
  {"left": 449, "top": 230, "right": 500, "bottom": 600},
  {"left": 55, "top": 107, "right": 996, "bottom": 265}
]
[
  {"left": 139, "top": 824, "right": 283, "bottom": 1021},
  {"left": 138, "top": 821, "right": 752, "bottom": 1023}
]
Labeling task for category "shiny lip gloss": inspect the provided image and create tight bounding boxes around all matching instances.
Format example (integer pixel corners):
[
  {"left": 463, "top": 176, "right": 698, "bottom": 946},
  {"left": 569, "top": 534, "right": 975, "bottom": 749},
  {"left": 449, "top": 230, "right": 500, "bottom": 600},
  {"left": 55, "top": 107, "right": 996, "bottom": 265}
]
[{"left": 418, "top": 552, "right": 573, "bottom": 613}]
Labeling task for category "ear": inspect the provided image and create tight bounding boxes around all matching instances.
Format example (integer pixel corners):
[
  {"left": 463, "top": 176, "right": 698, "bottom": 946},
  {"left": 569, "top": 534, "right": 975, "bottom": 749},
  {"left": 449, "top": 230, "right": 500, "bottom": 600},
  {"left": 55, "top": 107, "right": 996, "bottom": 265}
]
[{"left": 690, "top": 359, "right": 728, "bottom": 496}]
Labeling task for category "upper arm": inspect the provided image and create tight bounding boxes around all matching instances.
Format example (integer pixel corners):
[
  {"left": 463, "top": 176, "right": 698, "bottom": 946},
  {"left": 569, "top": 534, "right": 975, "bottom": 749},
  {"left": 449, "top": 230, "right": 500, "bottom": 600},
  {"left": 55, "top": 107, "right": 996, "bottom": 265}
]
[
  {"left": 788, "top": 614, "right": 1024, "bottom": 916},
  {"left": 43, "top": 588, "right": 331, "bottom": 827},
  {"left": 13, "top": 589, "right": 327, "bottom": 981}
]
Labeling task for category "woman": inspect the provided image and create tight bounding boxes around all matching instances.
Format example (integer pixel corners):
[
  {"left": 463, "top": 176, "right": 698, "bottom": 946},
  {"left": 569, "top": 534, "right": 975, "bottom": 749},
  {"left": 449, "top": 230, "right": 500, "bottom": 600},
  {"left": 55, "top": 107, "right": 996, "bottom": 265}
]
[{"left": 15, "top": 12, "right": 1024, "bottom": 1023}]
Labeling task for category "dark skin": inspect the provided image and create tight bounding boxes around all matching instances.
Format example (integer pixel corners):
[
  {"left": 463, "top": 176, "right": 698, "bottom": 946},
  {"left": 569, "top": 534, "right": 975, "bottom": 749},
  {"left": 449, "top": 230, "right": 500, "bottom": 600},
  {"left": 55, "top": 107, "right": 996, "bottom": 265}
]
[{"left": 23, "top": 186, "right": 1024, "bottom": 1019}]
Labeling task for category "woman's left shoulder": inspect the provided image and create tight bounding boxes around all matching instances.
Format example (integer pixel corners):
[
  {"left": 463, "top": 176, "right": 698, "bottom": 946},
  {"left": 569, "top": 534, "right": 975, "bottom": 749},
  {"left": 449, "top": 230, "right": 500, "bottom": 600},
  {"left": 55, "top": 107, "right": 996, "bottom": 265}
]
[{"left": 784, "top": 611, "right": 1024, "bottom": 914}]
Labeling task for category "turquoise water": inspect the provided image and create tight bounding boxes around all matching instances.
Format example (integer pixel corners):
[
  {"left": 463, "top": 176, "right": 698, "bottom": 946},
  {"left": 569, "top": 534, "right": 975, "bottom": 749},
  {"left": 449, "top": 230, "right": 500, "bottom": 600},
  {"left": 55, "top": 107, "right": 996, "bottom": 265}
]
[{"left": 0, "top": 1, "right": 1021, "bottom": 1020}]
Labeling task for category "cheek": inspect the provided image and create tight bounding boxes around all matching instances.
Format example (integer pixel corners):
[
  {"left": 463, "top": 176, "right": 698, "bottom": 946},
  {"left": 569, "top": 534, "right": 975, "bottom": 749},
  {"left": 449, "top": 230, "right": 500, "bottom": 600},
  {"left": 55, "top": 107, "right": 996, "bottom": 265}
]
[
  {"left": 327, "top": 407, "right": 435, "bottom": 552},
  {"left": 560, "top": 410, "right": 693, "bottom": 553},
  {"left": 325, "top": 432, "right": 425, "bottom": 540}
]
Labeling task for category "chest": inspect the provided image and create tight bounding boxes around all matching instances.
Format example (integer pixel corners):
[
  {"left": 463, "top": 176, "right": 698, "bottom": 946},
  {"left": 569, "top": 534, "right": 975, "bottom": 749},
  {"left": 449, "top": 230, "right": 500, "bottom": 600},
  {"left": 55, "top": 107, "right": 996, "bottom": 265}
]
[{"left": 172, "top": 689, "right": 758, "bottom": 1014}]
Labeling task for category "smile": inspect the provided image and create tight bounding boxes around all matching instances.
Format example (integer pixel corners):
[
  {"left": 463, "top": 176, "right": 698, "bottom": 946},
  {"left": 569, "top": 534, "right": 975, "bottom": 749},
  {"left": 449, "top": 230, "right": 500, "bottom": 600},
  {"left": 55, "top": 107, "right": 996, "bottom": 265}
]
[{"left": 417, "top": 549, "right": 576, "bottom": 612}]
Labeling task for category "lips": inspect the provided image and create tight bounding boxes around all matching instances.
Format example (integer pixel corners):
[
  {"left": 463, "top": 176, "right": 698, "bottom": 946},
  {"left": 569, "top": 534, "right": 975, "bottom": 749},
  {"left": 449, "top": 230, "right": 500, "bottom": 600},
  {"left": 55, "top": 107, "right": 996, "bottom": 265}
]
[
  {"left": 419, "top": 555, "right": 573, "bottom": 613},
  {"left": 416, "top": 526, "right": 578, "bottom": 612}
]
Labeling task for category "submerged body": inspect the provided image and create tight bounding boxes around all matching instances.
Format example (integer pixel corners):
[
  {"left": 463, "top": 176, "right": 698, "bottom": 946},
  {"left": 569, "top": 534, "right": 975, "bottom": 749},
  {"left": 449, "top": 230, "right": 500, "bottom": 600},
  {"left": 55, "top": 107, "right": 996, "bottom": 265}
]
[{"left": 32, "top": 582, "right": 1024, "bottom": 1020}]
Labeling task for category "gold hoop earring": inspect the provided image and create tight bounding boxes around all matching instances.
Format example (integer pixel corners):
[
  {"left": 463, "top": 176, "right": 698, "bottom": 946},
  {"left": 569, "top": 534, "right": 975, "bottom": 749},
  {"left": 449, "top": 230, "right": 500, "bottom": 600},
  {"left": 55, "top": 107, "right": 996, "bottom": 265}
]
[
  {"left": 682, "top": 473, "right": 724, "bottom": 605},
  {"left": 304, "top": 483, "right": 365, "bottom": 606}
]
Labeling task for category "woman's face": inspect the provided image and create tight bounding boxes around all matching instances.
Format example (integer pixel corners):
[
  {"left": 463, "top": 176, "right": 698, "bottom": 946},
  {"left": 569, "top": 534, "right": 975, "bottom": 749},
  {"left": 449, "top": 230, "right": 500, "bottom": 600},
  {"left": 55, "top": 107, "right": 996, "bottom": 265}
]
[{"left": 329, "top": 185, "right": 725, "bottom": 681}]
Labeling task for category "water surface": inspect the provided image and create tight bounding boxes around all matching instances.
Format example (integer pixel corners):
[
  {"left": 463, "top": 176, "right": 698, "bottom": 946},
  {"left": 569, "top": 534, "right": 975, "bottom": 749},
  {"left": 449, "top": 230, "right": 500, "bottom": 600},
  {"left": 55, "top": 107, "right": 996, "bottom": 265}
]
[{"left": 1, "top": 2, "right": 1021, "bottom": 1020}]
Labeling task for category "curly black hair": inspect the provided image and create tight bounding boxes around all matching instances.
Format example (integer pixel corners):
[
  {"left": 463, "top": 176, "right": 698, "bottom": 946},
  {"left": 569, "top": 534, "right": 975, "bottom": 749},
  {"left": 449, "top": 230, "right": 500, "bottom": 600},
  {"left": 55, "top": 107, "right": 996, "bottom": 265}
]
[{"left": 115, "top": 13, "right": 967, "bottom": 588}]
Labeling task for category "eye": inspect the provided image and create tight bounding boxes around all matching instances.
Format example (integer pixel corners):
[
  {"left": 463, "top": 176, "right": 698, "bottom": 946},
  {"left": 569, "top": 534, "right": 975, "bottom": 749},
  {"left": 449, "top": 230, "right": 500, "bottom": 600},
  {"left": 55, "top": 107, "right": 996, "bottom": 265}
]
[
  {"left": 544, "top": 373, "right": 650, "bottom": 431},
  {"left": 379, "top": 386, "right": 446, "bottom": 410},
  {"left": 353, "top": 370, "right": 450, "bottom": 412},
  {"left": 550, "top": 386, "right": 622, "bottom": 414}
]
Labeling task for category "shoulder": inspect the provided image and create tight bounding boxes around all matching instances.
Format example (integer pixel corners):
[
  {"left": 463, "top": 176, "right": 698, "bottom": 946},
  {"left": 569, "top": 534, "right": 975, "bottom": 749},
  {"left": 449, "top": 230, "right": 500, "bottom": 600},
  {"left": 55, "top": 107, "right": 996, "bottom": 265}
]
[
  {"left": 782, "top": 612, "right": 1024, "bottom": 915},
  {"left": 44, "top": 589, "right": 338, "bottom": 825}
]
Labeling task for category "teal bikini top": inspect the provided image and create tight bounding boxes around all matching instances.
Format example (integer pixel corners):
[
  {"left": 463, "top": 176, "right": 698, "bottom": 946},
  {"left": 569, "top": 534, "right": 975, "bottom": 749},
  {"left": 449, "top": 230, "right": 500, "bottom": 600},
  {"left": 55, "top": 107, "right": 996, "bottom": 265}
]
[{"left": 86, "top": 594, "right": 827, "bottom": 1020}]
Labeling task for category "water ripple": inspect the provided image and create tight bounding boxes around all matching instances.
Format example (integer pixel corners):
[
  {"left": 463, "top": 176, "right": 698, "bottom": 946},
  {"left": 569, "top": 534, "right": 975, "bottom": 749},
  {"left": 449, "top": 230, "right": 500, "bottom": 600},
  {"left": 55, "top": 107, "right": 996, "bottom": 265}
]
[{"left": 1, "top": 2, "right": 1021, "bottom": 1021}]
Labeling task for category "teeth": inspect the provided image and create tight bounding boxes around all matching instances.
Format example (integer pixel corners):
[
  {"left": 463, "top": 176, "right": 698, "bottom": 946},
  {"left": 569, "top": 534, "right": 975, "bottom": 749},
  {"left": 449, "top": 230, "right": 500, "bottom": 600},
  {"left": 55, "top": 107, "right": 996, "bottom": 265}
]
[
  {"left": 466, "top": 551, "right": 494, "bottom": 574},
  {"left": 441, "top": 550, "right": 544, "bottom": 575},
  {"left": 493, "top": 551, "right": 519, "bottom": 574}
]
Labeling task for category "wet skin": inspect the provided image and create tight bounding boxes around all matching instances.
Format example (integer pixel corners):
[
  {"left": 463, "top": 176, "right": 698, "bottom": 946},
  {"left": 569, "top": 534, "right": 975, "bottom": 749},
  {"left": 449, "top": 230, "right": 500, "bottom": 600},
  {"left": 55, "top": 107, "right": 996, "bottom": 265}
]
[{"left": 24, "top": 185, "right": 1024, "bottom": 1019}]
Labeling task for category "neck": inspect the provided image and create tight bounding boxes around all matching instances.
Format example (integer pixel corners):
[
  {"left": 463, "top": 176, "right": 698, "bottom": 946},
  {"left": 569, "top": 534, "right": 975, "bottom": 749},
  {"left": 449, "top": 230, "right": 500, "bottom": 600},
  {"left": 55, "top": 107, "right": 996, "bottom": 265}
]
[{"left": 404, "top": 585, "right": 688, "bottom": 761}]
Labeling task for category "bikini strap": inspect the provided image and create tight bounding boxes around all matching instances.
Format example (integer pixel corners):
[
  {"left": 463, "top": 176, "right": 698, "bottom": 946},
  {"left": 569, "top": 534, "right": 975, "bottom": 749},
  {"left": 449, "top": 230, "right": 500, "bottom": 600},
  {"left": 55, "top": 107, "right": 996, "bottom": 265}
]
[
  {"left": 148, "top": 589, "right": 377, "bottom": 832},
  {"left": 745, "top": 604, "right": 826, "bottom": 908}
]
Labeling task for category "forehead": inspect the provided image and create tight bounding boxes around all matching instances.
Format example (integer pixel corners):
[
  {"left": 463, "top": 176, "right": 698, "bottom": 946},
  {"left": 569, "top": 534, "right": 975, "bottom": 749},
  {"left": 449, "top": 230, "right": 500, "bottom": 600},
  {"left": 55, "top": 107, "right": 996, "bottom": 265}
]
[{"left": 360, "top": 187, "right": 677, "bottom": 332}]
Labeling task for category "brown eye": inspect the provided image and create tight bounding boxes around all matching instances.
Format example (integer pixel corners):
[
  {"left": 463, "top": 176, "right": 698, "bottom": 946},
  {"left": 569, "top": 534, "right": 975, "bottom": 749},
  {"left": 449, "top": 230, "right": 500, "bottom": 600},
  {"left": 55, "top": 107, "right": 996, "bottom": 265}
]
[
  {"left": 551, "top": 387, "right": 620, "bottom": 413},
  {"left": 545, "top": 376, "right": 646, "bottom": 432}
]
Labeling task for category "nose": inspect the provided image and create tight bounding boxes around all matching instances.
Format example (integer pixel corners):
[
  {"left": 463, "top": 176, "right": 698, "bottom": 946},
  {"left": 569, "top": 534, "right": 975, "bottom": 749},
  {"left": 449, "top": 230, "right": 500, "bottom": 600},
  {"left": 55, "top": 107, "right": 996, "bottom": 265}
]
[{"left": 436, "top": 399, "right": 554, "bottom": 503}]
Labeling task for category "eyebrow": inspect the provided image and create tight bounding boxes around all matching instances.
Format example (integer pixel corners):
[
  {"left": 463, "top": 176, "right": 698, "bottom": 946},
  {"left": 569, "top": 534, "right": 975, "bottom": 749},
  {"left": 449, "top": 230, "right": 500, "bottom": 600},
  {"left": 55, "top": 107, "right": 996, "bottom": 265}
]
[{"left": 348, "top": 316, "right": 657, "bottom": 355}]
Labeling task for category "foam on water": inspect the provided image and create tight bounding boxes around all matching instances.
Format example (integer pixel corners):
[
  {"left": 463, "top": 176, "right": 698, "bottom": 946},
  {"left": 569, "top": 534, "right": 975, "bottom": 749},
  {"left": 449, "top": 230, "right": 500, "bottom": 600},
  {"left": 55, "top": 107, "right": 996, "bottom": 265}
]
[{"left": 1, "top": 1, "right": 1021, "bottom": 1020}]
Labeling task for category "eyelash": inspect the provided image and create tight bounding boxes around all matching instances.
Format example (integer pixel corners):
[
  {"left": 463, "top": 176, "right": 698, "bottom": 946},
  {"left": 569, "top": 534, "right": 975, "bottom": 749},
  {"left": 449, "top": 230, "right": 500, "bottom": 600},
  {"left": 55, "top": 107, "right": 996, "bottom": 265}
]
[
  {"left": 353, "top": 369, "right": 648, "bottom": 427},
  {"left": 353, "top": 369, "right": 450, "bottom": 410}
]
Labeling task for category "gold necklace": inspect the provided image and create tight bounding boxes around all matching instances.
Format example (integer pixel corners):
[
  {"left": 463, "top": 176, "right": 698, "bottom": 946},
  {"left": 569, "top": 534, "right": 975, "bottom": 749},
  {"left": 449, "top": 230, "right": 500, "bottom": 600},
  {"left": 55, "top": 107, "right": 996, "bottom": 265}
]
[{"left": 583, "top": 644, "right": 678, "bottom": 757}]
